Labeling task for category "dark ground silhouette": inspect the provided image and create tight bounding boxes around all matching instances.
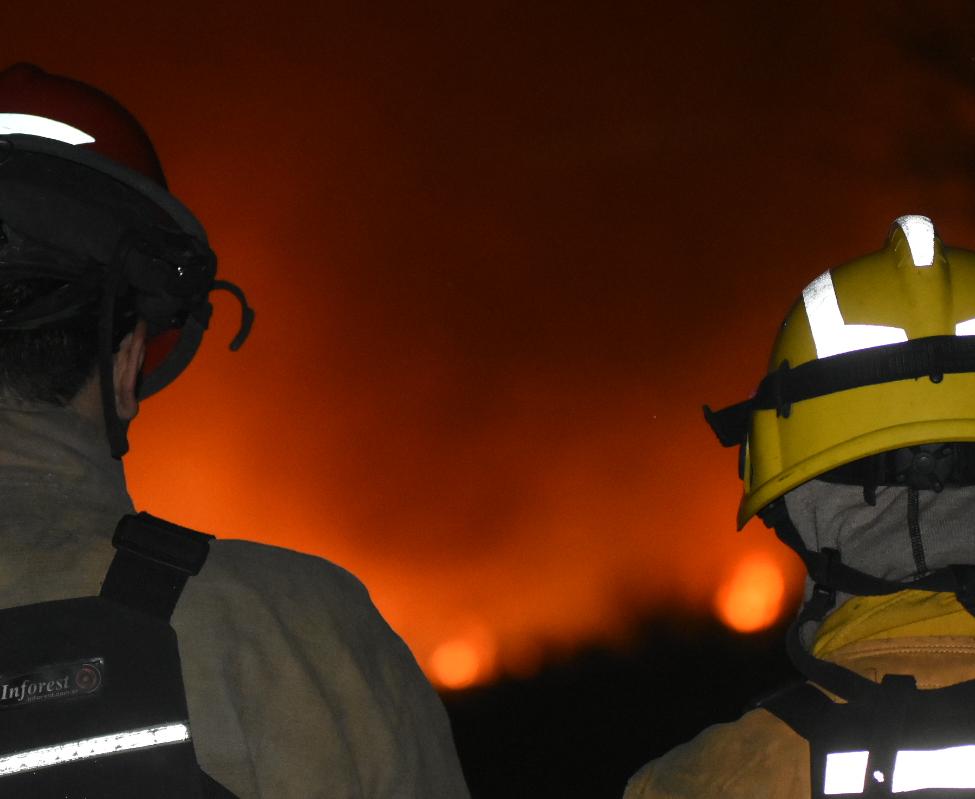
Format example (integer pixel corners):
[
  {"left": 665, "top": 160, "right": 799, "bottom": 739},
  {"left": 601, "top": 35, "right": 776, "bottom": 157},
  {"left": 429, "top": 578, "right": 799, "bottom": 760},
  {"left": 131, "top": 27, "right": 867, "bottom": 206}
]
[{"left": 443, "top": 612, "right": 799, "bottom": 798}]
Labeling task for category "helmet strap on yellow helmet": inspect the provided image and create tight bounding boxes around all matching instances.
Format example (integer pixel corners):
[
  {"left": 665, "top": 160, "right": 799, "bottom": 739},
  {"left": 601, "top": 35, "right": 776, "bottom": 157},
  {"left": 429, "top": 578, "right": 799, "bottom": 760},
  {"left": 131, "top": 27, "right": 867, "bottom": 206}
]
[{"left": 704, "top": 334, "right": 975, "bottom": 450}]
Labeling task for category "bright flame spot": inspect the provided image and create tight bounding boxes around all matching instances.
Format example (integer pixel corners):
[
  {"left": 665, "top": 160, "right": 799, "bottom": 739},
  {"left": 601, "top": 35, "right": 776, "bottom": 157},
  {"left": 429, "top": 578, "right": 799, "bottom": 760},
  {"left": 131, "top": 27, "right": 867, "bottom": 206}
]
[
  {"left": 714, "top": 553, "right": 786, "bottom": 633},
  {"left": 429, "top": 638, "right": 485, "bottom": 690},
  {"left": 428, "top": 626, "right": 498, "bottom": 690}
]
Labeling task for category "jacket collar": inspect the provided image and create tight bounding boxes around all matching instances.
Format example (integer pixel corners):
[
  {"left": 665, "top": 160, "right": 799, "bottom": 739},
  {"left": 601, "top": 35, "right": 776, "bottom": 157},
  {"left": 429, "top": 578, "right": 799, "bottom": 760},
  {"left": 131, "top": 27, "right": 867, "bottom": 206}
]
[{"left": 0, "top": 403, "right": 132, "bottom": 561}]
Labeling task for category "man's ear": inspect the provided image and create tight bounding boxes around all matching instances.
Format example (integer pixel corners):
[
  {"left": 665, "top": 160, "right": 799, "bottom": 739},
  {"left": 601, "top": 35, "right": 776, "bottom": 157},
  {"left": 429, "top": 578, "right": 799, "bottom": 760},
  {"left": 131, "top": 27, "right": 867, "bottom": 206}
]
[{"left": 114, "top": 320, "right": 148, "bottom": 421}]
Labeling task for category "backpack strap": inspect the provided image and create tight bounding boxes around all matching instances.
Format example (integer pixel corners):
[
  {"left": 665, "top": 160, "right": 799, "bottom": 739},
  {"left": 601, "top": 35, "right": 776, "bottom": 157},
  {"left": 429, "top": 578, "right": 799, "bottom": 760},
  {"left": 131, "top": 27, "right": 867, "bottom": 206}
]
[
  {"left": 753, "top": 680, "right": 834, "bottom": 742},
  {"left": 100, "top": 512, "right": 214, "bottom": 621},
  {"left": 96, "top": 514, "right": 239, "bottom": 798}
]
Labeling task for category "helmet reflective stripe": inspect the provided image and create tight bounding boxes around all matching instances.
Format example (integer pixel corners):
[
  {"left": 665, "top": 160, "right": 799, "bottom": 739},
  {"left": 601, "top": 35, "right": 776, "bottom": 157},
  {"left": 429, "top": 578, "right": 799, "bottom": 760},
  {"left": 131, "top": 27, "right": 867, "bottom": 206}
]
[
  {"left": 823, "top": 744, "right": 975, "bottom": 794},
  {"left": 802, "top": 270, "right": 907, "bottom": 358},
  {"left": 0, "top": 721, "right": 189, "bottom": 776},
  {"left": 895, "top": 214, "right": 936, "bottom": 267},
  {"left": 0, "top": 113, "right": 95, "bottom": 145},
  {"left": 824, "top": 751, "right": 869, "bottom": 794},
  {"left": 713, "top": 215, "right": 975, "bottom": 527}
]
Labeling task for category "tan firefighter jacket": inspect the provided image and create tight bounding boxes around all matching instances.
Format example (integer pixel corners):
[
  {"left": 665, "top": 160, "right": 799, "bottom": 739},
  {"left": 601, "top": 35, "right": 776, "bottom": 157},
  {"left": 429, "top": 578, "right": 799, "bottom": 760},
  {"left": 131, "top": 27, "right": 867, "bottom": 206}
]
[{"left": 0, "top": 405, "right": 470, "bottom": 799}]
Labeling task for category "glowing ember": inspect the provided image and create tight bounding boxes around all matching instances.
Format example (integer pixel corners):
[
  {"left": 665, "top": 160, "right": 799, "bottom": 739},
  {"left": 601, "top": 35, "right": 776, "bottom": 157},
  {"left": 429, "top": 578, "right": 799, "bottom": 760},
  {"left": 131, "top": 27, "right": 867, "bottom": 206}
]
[
  {"left": 714, "top": 553, "right": 786, "bottom": 633},
  {"left": 427, "top": 626, "right": 498, "bottom": 690},
  {"left": 429, "top": 639, "right": 484, "bottom": 690}
]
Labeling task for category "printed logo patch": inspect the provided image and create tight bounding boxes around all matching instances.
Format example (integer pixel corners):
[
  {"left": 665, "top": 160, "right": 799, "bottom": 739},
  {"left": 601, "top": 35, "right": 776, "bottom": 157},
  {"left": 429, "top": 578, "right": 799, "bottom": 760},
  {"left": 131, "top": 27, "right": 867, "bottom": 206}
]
[{"left": 0, "top": 658, "right": 104, "bottom": 709}]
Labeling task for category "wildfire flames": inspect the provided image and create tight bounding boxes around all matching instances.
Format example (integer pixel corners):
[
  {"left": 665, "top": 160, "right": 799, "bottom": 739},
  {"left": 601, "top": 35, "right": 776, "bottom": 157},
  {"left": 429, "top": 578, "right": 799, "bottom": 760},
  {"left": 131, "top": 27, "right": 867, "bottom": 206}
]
[
  {"left": 18, "top": 1, "right": 974, "bottom": 690},
  {"left": 129, "top": 386, "right": 803, "bottom": 690},
  {"left": 429, "top": 627, "right": 498, "bottom": 690},
  {"left": 714, "top": 554, "right": 789, "bottom": 635}
]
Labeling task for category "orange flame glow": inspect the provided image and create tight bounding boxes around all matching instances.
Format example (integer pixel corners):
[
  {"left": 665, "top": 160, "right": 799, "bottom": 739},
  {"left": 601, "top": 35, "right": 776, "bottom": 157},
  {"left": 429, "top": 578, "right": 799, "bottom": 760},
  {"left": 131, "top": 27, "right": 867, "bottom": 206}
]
[
  {"left": 714, "top": 553, "right": 787, "bottom": 633},
  {"left": 428, "top": 627, "right": 497, "bottom": 690}
]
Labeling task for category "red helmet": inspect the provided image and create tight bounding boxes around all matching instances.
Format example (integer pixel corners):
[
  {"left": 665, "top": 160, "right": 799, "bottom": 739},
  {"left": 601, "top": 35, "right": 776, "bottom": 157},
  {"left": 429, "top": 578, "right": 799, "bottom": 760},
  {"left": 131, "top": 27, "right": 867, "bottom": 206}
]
[
  {"left": 0, "top": 64, "right": 252, "bottom": 456},
  {"left": 0, "top": 63, "right": 166, "bottom": 186}
]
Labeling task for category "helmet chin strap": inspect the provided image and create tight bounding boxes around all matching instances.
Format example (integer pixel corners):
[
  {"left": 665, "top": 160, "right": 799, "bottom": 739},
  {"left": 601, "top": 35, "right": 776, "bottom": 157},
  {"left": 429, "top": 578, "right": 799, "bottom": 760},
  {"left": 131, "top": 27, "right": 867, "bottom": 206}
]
[
  {"left": 98, "top": 340, "right": 129, "bottom": 459},
  {"left": 761, "top": 496, "right": 975, "bottom": 610},
  {"left": 98, "top": 232, "right": 137, "bottom": 459}
]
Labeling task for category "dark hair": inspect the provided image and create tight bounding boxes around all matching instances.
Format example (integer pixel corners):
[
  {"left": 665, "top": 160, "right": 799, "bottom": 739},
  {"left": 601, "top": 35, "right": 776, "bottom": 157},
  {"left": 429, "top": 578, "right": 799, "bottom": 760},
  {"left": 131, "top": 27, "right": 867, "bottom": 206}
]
[
  {"left": 0, "top": 321, "right": 99, "bottom": 406},
  {"left": 0, "top": 278, "right": 102, "bottom": 406}
]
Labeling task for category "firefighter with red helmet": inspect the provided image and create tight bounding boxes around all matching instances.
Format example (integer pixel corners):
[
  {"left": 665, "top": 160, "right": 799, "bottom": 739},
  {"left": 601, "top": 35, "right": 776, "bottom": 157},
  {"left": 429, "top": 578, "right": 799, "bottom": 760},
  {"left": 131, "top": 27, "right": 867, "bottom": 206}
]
[
  {"left": 626, "top": 217, "right": 975, "bottom": 797},
  {"left": 0, "top": 63, "right": 469, "bottom": 798}
]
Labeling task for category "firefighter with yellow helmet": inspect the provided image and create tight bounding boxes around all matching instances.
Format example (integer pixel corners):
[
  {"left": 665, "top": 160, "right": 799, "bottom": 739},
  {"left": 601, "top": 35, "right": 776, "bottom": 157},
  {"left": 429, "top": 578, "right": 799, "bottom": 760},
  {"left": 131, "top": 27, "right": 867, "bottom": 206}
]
[{"left": 625, "top": 216, "right": 975, "bottom": 798}]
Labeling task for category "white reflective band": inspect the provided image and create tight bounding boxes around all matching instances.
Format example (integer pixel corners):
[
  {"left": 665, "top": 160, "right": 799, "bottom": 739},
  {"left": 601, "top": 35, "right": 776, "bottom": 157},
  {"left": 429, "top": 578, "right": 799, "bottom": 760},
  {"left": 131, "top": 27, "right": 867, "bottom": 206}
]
[
  {"left": 824, "top": 750, "right": 869, "bottom": 794},
  {"left": 892, "top": 744, "right": 975, "bottom": 793},
  {"left": 956, "top": 318, "right": 975, "bottom": 336},
  {"left": 0, "top": 113, "right": 96, "bottom": 145},
  {"left": 0, "top": 722, "right": 190, "bottom": 777},
  {"left": 894, "top": 215, "right": 936, "bottom": 267},
  {"left": 803, "top": 271, "right": 907, "bottom": 358}
]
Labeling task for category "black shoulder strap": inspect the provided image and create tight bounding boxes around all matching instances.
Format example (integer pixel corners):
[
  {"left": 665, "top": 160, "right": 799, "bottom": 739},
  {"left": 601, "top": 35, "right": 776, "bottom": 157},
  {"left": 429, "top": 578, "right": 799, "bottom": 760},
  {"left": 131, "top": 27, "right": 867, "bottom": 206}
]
[
  {"left": 753, "top": 681, "right": 834, "bottom": 741},
  {"left": 100, "top": 512, "right": 214, "bottom": 621}
]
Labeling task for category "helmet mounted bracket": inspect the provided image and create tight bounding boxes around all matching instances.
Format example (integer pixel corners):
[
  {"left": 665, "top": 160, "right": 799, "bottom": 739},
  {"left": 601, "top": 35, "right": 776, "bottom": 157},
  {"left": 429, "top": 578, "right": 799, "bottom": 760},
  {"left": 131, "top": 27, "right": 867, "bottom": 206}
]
[{"left": 0, "top": 134, "right": 254, "bottom": 458}]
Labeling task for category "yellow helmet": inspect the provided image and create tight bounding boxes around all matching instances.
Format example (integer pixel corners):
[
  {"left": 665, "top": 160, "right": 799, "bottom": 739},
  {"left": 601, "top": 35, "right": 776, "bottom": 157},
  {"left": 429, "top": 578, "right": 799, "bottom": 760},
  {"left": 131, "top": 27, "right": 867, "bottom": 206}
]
[{"left": 706, "top": 215, "right": 975, "bottom": 528}]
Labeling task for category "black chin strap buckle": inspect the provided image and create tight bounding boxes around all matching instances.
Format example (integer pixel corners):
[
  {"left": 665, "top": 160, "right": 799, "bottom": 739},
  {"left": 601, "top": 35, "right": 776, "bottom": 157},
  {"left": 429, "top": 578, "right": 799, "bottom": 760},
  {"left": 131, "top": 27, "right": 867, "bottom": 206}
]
[
  {"left": 809, "top": 547, "right": 841, "bottom": 591},
  {"left": 804, "top": 582, "right": 837, "bottom": 624},
  {"left": 796, "top": 548, "right": 839, "bottom": 627}
]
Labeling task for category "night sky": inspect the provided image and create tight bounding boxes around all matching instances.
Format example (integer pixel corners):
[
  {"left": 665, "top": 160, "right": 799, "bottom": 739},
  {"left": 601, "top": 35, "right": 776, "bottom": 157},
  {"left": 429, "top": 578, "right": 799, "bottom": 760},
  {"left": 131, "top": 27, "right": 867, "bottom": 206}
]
[{"left": 8, "top": 2, "right": 975, "bottom": 792}]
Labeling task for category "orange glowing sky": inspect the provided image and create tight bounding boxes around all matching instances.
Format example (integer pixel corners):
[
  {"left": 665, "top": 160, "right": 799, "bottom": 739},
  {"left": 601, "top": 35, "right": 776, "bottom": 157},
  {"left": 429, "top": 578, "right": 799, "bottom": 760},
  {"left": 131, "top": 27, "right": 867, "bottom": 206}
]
[{"left": 9, "top": 3, "right": 975, "bottom": 685}]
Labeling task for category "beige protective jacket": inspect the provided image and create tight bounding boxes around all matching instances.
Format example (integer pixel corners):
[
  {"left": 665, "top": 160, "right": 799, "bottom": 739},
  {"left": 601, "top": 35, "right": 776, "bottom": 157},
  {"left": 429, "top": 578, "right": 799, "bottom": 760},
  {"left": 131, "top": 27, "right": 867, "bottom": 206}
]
[
  {"left": 0, "top": 406, "right": 470, "bottom": 798},
  {"left": 622, "top": 635, "right": 975, "bottom": 798}
]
